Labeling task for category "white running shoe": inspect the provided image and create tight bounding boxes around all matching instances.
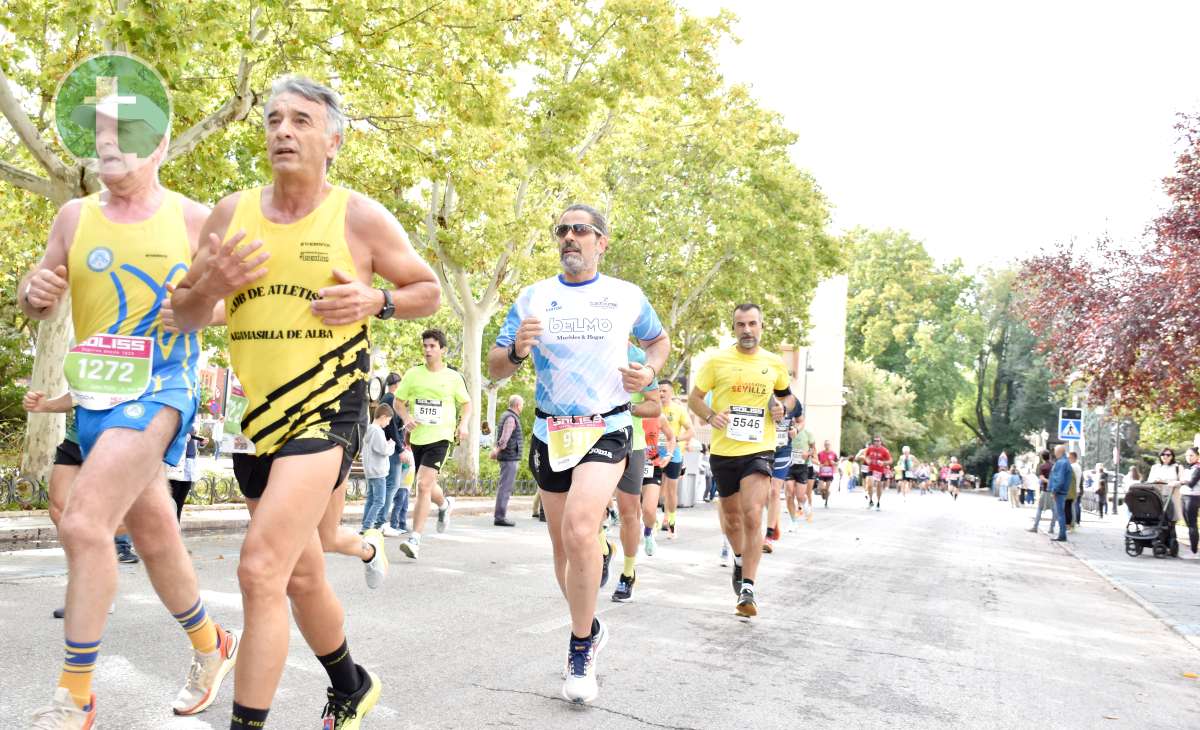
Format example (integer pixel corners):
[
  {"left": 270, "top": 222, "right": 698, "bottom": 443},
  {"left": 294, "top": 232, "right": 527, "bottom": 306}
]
[
  {"left": 562, "top": 619, "right": 607, "bottom": 704},
  {"left": 30, "top": 688, "right": 95, "bottom": 729},
  {"left": 172, "top": 624, "right": 239, "bottom": 715},
  {"left": 381, "top": 525, "right": 403, "bottom": 538},
  {"left": 643, "top": 533, "right": 657, "bottom": 557},
  {"left": 363, "top": 530, "right": 388, "bottom": 589},
  {"left": 437, "top": 496, "right": 455, "bottom": 533},
  {"left": 399, "top": 536, "right": 420, "bottom": 559}
]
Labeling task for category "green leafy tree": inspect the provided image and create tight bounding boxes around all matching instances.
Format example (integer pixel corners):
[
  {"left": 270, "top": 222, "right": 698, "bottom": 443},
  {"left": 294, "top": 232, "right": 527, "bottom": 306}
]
[{"left": 840, "top": 358, "right": 925, "bottom": 452}]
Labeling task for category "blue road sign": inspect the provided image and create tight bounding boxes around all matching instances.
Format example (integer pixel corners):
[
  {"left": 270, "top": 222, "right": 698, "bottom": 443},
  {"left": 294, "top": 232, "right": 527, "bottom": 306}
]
[{"left": 1058, "top": 408, "right": 1083, "bottom": 441}]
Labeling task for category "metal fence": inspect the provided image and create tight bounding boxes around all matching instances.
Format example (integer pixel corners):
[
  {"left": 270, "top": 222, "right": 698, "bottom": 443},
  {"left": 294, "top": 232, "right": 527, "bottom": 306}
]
[{"left": 0, "top": 468, "right": 47, "bottom": 509}]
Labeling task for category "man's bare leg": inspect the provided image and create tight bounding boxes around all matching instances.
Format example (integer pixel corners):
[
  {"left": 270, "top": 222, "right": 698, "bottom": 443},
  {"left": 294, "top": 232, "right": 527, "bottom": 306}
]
[
  {"left": 410, "top": 465, "right": 446, "bottom": 536},
  {"left": 318, "top": 483, "right": 374, "bottom": 560}
]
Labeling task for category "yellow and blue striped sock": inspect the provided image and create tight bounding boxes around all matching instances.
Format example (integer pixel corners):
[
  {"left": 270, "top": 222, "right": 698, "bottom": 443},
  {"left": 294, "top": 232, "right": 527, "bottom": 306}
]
[
  {"left": 59, "top": 637, "right": 100, "bottom": 709},
  {"left": 173, "top": 597, "right": 218, "bottom": 654}
]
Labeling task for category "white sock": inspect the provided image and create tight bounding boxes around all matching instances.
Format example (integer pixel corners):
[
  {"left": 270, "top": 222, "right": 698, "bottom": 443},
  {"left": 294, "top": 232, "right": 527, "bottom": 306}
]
[
  {"left": 733, "top": 554, "right": 743, "bottom": 567},
  {"left": 411, "top": 532, "right": 422, "bottom": 542}
]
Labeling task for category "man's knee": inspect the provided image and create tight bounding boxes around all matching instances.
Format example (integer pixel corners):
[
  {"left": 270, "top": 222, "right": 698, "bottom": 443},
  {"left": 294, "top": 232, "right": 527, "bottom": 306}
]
[
  {"left": 562, "top": 516, "right": 598, "bottom": 554},
  {"left": 59, "top": 509, "right": 112, "bottom": 555},
  {"left": 238, "top": 547, "right": 290, "bottom": 600}
]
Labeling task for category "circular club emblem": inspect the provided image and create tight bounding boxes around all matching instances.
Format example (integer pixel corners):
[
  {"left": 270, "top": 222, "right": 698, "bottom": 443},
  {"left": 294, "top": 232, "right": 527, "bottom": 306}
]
[
  {"left": 123, "top": 403, "right": 146, "bottom": 419},
  {"left": 86, "top": 246, "right": 114, "bottom": 272},
  {"left": 53, "top": 53, "right": 171, "bottom": 171}
]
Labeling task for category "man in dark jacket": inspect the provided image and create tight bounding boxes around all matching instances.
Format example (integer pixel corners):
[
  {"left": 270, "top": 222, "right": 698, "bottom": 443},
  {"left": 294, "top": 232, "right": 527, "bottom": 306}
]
[
  {"left": 1048, "top": 445, "right": 1072, "bottom": 542},
  {"left": 379, "top": 372, "right": 409, "bottom": 535},
  {"left": 490, "top": 395, "right": 524, "bottom": 526}
]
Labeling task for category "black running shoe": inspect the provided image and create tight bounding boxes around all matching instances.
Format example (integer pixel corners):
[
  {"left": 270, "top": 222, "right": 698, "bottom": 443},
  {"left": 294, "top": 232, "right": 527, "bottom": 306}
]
[
  {"left": 600, "top": 541, "right": 614, "bottom": 588},
  {"left": 612, "top": 572, "right": 636, "bottom": 602},
  {"left": 117, "top": 544, "right": 140, "bottom": 564},
  {"left": 321, "top": 665, "right": 381, "bottom": 729},
  {"left": 732, "top": 563, "right": 742, "bottom": 596},
  {"left": 736, "top": 585, "right": 757, "bottom": 617}
]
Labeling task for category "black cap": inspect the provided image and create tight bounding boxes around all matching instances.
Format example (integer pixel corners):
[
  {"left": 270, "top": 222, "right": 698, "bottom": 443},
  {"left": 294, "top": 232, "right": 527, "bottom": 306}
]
[{"left": 385, "top": 372, "right": 401, "bottom": 386}]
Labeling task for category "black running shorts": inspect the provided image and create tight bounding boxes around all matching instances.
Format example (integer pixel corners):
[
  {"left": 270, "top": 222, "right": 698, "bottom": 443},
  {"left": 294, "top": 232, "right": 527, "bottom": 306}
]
[
  {"left": 412, "top": 439, "right": 451, "bottom": 473},
  {"left": 529, "top": 427, "right": 631, "bottom": 494},
  {"left": 234, "top": 420, "right": 362, "bottom": 499},
  {"left": 54, "top": 439, "right": 83, "bottom": 467},
  {"left": 616, "top": 448, "right": 644, "bottom": 496},
  {"left": 787, "top": 463, "right": 813, "bottom": 483},
  {"left": 663, "top": 460, "right": 682, "bottom": 480},
  {"left": 710, "top": 451, "right": 774, "bottom": 498}
]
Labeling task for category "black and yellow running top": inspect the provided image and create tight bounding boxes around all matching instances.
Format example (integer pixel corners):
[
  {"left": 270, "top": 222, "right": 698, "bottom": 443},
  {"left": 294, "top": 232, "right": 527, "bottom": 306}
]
[{"left": 223, "top": 186, "right": 369, "bottom": 456}]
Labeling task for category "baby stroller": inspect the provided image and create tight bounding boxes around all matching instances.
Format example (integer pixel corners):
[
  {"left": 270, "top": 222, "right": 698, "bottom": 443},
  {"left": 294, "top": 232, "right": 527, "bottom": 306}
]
[{"left": 1124, "top": 484, "right": 1179, "bottom": 558}]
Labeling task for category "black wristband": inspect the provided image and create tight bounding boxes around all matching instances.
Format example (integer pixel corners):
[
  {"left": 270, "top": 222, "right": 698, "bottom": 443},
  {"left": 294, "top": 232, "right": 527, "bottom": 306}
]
[{"left": 507, "top": 343, "right": 528, "bottom": 365}]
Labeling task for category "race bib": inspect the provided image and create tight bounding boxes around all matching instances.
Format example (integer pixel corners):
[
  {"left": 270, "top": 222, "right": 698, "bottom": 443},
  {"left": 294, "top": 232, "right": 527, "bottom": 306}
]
[
  {"left": 643, "top": 458, "right": 655, "bottom": 479},
  {"left": 221, "top": 375, "right": 256, "bottom": 454},
  {"left": 820, "top": 465, "right": 835, "bottom": 478},
  {"left": 775, "top": 424, "right": 789, "bottom": 449},
  {"left": 726, "top": 406, "right": 765, "bottom": 443},
  {"left": 546, "top": 415, "right": 605, "bottom": 472},
  {"left": 414, "top": 398, "right": 444, "bottom": 425},
  {"left": 64, "top": 334, "right": 152, "bottom": 410}
]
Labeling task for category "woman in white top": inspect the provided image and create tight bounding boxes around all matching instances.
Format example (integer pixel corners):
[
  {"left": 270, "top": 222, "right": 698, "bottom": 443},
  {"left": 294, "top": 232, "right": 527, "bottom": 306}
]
[
  {"left": 1148, "top": 447, "right": 1185, "bottom": 523},
  {"left": 1169, "top": 447, "right": 1200, "bottom": 555}
]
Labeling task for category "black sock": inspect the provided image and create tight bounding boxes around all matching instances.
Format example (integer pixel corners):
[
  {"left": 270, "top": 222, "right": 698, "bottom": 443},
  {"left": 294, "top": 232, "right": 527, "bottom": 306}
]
[
  {"left": 591, "top": 617, "right": 600, "bottom": 637},
  {"left": 317, "top": 640, "right": 362, "bottom": 694},
  {"left": 570, "top": 632, "right": 592, "bottom": 643},
  {"left": 231, "top": 702, "right": 269, "bottom": 729}
]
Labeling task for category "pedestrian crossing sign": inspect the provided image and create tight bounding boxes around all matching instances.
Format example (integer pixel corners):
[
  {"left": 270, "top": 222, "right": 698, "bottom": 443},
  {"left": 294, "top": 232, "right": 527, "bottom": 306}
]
[{"left": 1058, "top": 408, "right": 1083, "bottom": 441}]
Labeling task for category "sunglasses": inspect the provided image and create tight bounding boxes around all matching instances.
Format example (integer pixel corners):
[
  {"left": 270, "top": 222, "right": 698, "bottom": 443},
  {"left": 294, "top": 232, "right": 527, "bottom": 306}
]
[
  {"left": 553, "top": 222, "right": 603, "bottom": 238},
  {"left": 1161, "top": 452, "right": 1174, "bottom": 457}
]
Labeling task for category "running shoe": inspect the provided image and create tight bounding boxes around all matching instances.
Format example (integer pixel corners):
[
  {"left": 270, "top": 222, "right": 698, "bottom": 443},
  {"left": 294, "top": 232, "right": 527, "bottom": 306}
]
[
  {"left": 172, "top": 624, "right": 239, "bottom": 715},
  {"left": 116, "top": 543, "right": 140, "bottom": 564},
  {"left": 612, "top": 572, "right": 636, "bottom": 602},
  {"left": 600, "top": 540, "right": 615, "bottom": 588},
  {"left": 876, "top": 503, "right": 881, "bottom": 511},
  {"left": 30, "top": 688, "right": 95, "bottom": 729},
  {"left": 867, "top": 500, "right": 874, "bottom": 509},
  {"left": 562, "top": 636, "right": 599, "bottom": 703},
  {"left": 381, "top": 525, "right": 403, "bottom": 538},
  {"left": 668, "top": 522, "right": 676, "bottom": 539},
  {"left": 660, "top": 520, "right": 669, "bottom": 532},
  {"left": 643, "top": 532, "right": 657, "bottom": 557},
  {"left": 719, "top": 543, "right": 730, "bottom": 566},
  {"left": 399, "top": 537, "right": 420, "bottom": 560},
  {"left": 321, "top": 665, "right": 381, "bottom": 729},
  {"left": 732, "top": 563, "right": 742, "bottom": 596},
  {"left": 436, "top": 496, "right": 455, "bottom": 533},
  {"left": 761, "top": 541, "right": 773, "bottom": 554},
  {"left": 736, "top": 585, "right": 758, "bottom": 617},
  {"left": 362, "top": 530, "right": 388, "bottom": 589}
]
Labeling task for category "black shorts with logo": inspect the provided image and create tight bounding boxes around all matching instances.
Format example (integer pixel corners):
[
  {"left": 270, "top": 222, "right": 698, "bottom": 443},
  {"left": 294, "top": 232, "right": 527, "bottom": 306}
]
[
  {"left": 412, "top": 439, "right": 451, "bottom": 473},
  {"left": 643, "top": 463, "right": 663, "bottom": 487},
  {"left": 54, "top": 439, "right": 83, "bottom": 467},
  {"left": 710, "top": 451, "right": 774, "bottom": 498},
  {"left": 234, "top": 420, "right": 362, "bottom": 500},
  {"left": 529, "top": 427, "right": 631, "bottom": 494}
]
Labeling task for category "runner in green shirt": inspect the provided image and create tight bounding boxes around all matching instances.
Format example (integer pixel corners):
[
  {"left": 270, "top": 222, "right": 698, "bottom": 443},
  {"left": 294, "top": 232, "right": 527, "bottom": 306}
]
[
  {"left": 786, "top": 417, "right": 816, "bottom": 527},
  {"left": 395, "top": 329, "right": 472, "bottom": 560}
]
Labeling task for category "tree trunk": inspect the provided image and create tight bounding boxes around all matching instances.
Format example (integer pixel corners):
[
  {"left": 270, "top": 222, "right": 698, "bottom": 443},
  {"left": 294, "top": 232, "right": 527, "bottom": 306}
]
[
  {"left": 20, "top": 301, "right": 72, "bottom": 482},
  {"left": 455, "top": 292, "right": 497, "bottom": 479}
]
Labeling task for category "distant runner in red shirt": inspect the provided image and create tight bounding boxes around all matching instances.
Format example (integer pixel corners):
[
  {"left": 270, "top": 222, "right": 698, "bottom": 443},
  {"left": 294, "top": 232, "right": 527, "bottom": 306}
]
[
  {"left": 860, "top": 435, "right": 892, "bottom": 511},
  {"left": 816, "top": 441, "right": 838, "bottom": 507}
]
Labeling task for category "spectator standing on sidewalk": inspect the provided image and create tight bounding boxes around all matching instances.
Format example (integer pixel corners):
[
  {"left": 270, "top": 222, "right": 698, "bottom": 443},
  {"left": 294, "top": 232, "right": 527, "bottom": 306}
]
[
  {"left": 1048, "top": 445, "right": 1071, "bottom": 542},
  {"left": 1171, "top": 447, "right": 1200, "bottom": 556},
  {"left": 1148, "top": 447, "right": 1185, "bottom": 526},
  {"left": 490, "top": 395, "right": 524, "bottom": 526},
  {"left": 1029, "top": 450, "right": 1054, "bottom": 533},
  {"left": 1067, "top": 451, "right": 1082, "bottom": 531},
  {"left": 167, "top": 427, "right": 204, "bottom": 521},
  {"left": 361, "top": 404, "right": 397, "bottom": 532},
  {"left": 378, "top": 372, "right": 407, "bottom": 537},
  {"left": 1008, "top": 466, "right": 1022, "bottom": 508},
  {"left": 1092, "top": 464, "right": 1109, "bottom": 518}
]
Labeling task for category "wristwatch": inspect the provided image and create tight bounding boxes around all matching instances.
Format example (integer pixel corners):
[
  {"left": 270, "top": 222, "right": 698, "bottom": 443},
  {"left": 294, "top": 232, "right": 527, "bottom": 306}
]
[{"left": 375, "top": 288, "right": 395, "bottom": 320}]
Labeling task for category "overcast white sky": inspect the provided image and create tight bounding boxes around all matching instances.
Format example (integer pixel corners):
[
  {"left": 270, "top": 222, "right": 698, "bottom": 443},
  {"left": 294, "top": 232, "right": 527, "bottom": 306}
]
[{"left": 683, "top": 0, "right": 1200, "bottom": 268}]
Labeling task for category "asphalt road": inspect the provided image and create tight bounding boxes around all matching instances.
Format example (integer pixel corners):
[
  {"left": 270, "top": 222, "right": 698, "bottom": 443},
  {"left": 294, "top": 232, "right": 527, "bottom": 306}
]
[{"left": 2, "top": 488, "right": 1198, "bottom": 729}]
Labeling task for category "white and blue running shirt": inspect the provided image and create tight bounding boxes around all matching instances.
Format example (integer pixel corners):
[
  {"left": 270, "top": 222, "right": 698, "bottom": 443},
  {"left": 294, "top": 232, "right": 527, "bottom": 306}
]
[{"left": 495, "top": 273, "right": 664, "bottom": 442}]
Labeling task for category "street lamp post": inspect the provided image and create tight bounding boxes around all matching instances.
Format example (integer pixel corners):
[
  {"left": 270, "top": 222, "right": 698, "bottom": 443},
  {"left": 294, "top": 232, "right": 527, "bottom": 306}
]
[{"left": 801, "top": 349, "right": 814, "bottom": 412}]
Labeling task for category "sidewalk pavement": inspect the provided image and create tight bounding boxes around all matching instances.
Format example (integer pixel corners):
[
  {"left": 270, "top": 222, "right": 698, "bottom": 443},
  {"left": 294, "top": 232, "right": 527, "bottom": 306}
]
[
  {"left": 990, "top": 492, "right": 1200, "bottom": 651},
  {"left": 0, "top": 495, "right": 534, "bottom": 548}
]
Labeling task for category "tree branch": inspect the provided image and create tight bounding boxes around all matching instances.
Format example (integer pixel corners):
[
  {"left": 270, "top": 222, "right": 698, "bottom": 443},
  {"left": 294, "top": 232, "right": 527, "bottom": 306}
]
[
  {"left": 165, "top": 9, "right": 265, "bottom": 164},
  {"left": 0, "top": 160, "right": 63, "bottom": 201},
  {"left": 0, "top": 69, "right": 70, "bottom": 183}
]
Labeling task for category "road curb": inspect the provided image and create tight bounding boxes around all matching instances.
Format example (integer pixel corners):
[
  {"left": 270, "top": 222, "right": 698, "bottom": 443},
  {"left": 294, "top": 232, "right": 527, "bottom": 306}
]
[
  {"left": 0, "top": 496, "right": 533, "bottom": 549},
  {"left": 1052, "top": 539, "right": 1200, "bottom": 654}
]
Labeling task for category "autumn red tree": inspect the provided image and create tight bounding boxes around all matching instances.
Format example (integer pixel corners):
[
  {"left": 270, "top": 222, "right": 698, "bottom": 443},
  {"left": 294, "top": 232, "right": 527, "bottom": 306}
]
[{"left": 1019, "top": 113, "right": 1200, "bottom": 415}]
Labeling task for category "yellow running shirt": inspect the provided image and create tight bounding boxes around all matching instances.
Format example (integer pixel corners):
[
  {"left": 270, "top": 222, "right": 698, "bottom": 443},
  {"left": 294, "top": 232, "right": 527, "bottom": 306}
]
[
  {"left": 694, "top": 346, "right": 791, "bottom": 457},
  {"left": 223, "top": 186, "right": 369, "bottom": 456},
  {"left": 68, "top": 191, "right": 199, "bottom": 398}
]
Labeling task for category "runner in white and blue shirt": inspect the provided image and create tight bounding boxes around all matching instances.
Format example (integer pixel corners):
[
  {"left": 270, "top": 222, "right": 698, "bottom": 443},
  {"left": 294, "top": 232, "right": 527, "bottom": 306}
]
[{"left": 488, "top": 204, "right": 669, "bottom": 706}]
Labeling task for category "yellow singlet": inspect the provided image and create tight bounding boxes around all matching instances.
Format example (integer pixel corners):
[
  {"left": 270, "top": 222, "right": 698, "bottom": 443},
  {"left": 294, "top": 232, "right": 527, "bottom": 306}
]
[
  {"left": 694, "top": 346, "right": 791, "bottom": 457},
  {"left": 68, "top": 191, "right": 198, "bottom": 397},
  {"left": 223, "top": 186, "right": 369, "bottom": 456}
]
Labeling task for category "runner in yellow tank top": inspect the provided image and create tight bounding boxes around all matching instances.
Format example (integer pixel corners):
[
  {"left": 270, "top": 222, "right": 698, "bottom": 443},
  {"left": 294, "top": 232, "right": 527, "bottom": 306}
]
[
  {"left": 172, "top": 75, "right": 439, "bottom": 729},
  {"left": 688, "top": 303, "right": 795, "bottom": 619},
  {"left": 18, "top": 93, "right": 236, "bottom": 724}
]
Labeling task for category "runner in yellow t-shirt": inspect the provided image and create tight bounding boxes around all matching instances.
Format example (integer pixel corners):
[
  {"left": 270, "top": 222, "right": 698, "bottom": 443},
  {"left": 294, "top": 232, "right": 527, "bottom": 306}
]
[
  {"left": 658, "top": 381, "right": 693, "bottom": 539},
  {"left": 689, "top": 303, "right": 795, "bottom": 618}
]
